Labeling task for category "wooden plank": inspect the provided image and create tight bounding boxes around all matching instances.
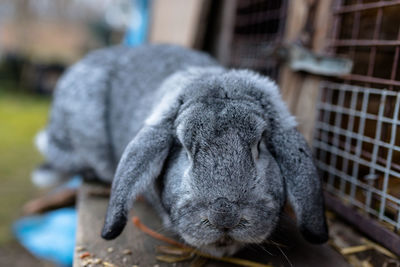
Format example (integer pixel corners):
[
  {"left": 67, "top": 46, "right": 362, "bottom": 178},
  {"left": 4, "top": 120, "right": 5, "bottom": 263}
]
[
  {"left": 192, "top": 0, "right": 212, "bottom": 49},
  {"left": 279, "top": 0, "right": 312, "bottom": 118},
  {"left": 73, "top": 183, "right": 231, "bottom": 267},
  {"left": 312, "top": 0, "right": 334, "bottom": 53},
  {"left": 74, "top": 182, "right": 351, "bottom": 267},
  {"left": 296, "top": 0, "right": 334, "bottom": 143},
  {"left": 74, "top": 183, "right": 184, "bottom": 267},
  {"left": 214, "top": 0, "right": 238, "bottom": 65},
  {"left": 294, "top": 77, "right": 321, "bottom": 142},
  {"left": 282, "top": 0, "right": 313, "bottom": 43},
  {"left": 280, "top": 67, "right": 304, "bottom": 115},
  {"left": 279, "top": 0, "right": 334, "bottom": 143},
  {"left": 149, "top": 0, "right": 209, "bottom": 48}
]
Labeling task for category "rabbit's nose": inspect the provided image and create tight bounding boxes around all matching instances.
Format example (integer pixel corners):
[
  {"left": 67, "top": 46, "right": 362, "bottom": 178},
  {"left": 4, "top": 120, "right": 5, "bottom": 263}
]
[{"left": 208, "top": 197, "right": 240, "bottom": 230}]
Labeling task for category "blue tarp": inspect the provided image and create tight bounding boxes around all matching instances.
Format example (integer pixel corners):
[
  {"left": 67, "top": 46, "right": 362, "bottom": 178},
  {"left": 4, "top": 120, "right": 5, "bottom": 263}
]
[
  {"left": 13, "top": 208, "right": 77, "bottom": 267},
  {"left": 123, "top": 0, "right": 150, "bottom": 46},
  {"left": 13, "top": 176, "right": 82, "bottom": 266}
]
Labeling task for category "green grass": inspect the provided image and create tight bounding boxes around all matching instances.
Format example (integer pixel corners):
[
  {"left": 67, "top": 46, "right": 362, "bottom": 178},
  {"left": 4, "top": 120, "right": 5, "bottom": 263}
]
[{"left": 0, "top": 85, "right": 50, "bottom": 245}]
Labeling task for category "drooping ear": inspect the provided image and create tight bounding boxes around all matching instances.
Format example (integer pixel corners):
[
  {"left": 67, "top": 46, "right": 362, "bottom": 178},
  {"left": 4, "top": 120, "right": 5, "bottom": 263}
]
[
  {"left": 266, "top": 126, "right": 328, "bottom": 244},
  {"left": 101, "top": 124, "right": 173, "bottom": 239},
  {"left": 242, "top": 70, "right": 328, "bottom": 243},
  {"left": 101, "top": 67, "right": 199, "bottom": 240}
]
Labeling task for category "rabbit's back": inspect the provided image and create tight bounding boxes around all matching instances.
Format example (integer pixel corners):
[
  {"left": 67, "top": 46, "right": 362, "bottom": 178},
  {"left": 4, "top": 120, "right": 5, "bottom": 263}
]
[
  {"left": 108, "top": 45, "right": 219, "bottom": 156},
  {"left": 44, "top": 44, "right": 218, "bottom": 181}
]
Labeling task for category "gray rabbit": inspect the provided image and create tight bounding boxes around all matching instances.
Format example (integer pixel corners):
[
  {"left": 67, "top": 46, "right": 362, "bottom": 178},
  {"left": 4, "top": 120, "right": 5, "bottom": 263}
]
[{"left": 34, "top": 44, "right": 328, "bottom": 256}]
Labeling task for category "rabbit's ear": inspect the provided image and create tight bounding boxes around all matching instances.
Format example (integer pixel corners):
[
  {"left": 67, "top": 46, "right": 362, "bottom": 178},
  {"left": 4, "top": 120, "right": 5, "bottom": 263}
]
[
  {"left": 101, "top": 123, "right": 173, "bottom": 240},
  {"left": 101, "top": 70, "right": 190, "bottom": 240},
  {"left": 101, "top": 67, "right": 212, "bottom": 240},
  {"left": 266, "top": 127, "right": 328, "bottom": 244}
]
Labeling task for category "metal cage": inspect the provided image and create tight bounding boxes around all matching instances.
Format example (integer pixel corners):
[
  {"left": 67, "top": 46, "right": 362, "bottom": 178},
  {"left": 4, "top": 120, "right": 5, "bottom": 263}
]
[
  {"left": 313, "top": 0, "right": 400, "bottom": 254},
  {"left": 228, "top": 0, "right": 288, "bottom": 79},
  {"left": 221, "top": 0, "right": 400, "bottom": 255}
]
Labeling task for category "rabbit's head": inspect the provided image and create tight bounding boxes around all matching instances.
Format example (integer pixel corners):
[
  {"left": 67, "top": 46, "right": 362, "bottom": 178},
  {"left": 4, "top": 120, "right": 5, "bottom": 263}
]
[{"left": 101, "top": 68, "right": 328, "bottom": 256}]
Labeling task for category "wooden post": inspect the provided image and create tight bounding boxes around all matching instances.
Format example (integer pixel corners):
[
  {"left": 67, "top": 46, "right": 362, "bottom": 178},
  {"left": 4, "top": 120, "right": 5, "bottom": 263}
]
[
  {"left": 279, "top": 0, "right": 314, "bottom": 121},
  {"left": 214, "top": 0, "right": 238, "bottom": 65},
  {"left": 296, "top": 0, "right": 333, "bottom": 142},
  {"left": 279, "top": 0, "right": 333, "bottom": 143},
  {"left": 149, "top": 0, "right": 210, "bottom": 48}
]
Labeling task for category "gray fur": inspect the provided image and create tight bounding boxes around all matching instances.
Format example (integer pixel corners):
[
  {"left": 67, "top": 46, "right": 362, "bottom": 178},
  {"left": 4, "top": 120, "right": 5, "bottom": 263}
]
[{"left": 37, "top": 44, "right": 327, "bottom": 256}]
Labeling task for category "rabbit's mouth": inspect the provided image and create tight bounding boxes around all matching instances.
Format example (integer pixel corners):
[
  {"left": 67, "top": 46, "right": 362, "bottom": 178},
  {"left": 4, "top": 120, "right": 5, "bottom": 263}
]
[
  {"left": 199, "top": 236, "right": 244, "bottom": 257},
  {"left": 214, "top": 235, "right": 235, "bottom": 247}
]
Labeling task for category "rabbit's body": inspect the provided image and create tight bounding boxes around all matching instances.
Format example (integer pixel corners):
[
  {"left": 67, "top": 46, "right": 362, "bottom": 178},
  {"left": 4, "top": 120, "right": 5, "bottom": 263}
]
[
  {"left": 38, "top": 44, "right": 218, "bottom": 181},
  {"left": 36, "top": 44, "right": 328, "bottom": 257}
]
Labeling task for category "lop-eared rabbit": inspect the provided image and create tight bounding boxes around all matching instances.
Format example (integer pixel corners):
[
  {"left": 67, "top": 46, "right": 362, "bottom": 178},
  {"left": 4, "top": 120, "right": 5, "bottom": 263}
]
[{"left": 34, "top": 44, "right": 328, "bottom": 256}]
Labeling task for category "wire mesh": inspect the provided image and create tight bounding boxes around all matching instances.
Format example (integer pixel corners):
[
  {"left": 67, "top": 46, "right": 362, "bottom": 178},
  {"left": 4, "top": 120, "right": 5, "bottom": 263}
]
[
  {"left": 229, "top": 0, "right": 288, "bottom": 79},
  {"left": 314, "top": 0, "right": 400, "bottom": 236},
  {"left": 328, "top": 0, "right": 400, "bottom": 90},
  {"left": 314, "top": 82, "right": 400, "bottom": 230}
]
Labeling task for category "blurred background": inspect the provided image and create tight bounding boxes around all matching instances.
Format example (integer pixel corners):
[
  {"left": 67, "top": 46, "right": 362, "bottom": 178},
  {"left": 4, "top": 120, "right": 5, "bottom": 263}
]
[
  {"left": 0, "top": 1, "right": 145, "bottom": 266},
  {"left": 0, "top": 0, "right": 223, "bottom": 266},
  {"left": 1, "top": 0, "right": 400, "bottom": 266}
]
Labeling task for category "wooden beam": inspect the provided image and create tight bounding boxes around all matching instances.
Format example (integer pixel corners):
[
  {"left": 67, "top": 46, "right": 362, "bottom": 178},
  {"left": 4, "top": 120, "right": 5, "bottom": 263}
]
[
  {"left": 215, "top": 0, "right": 238, "bottom": 65},
  {"left": 149, "top": 0, "right": 209, "bottom": 48},
  {"left": 73, "top": 182, "right": 351, "bottom": 266},
  {"left": 295, "top": 0, "right": 334, "bottom": 142},
  {"left": 280, "top": 0, "right": 334, "bottom": 143},
  {"left": 279, "top": 0, "right": 313, "bottom": 116}
]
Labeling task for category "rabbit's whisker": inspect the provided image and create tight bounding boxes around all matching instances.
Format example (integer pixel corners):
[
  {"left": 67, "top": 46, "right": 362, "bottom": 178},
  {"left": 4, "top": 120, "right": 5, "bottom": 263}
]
[
  {"left": 253, "top": 243, "right": 274, "bottom": 256},
  {"left": 275, "top": 242, "right": 292, "bottom": 267}
]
